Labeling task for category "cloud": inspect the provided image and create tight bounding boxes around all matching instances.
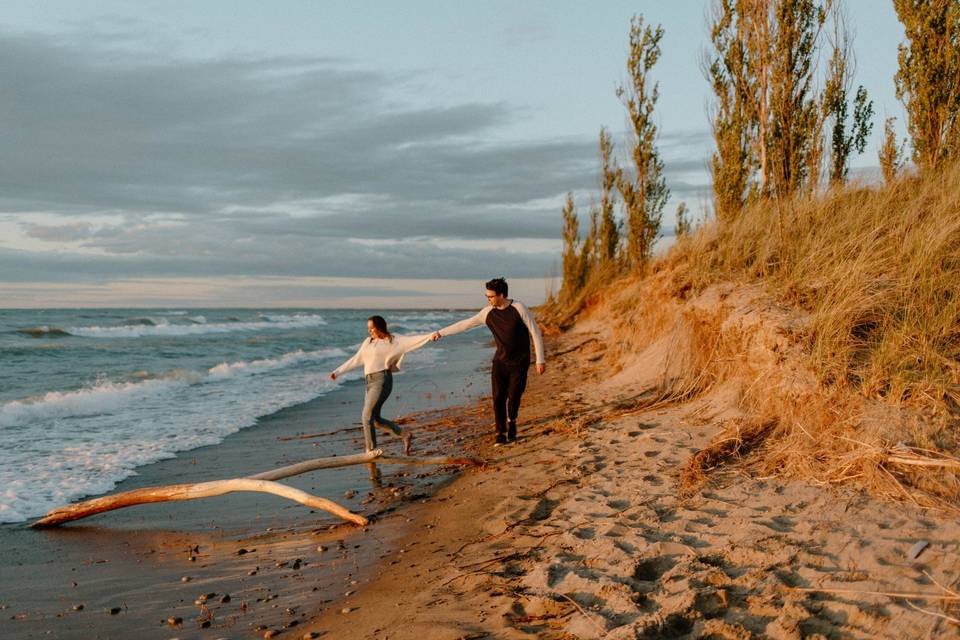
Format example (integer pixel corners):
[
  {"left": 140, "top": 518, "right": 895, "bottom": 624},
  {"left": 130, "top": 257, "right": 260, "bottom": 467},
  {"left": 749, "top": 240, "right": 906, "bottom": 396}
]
[{"left": 0, "top": 27, "right": 711, "bottom": 286}]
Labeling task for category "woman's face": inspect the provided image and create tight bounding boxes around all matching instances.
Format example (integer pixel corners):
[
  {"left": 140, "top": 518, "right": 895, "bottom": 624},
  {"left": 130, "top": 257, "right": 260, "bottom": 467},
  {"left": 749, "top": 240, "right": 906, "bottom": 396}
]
[{"left": 367, "top": 320, "right": 386, "bottom": 339}]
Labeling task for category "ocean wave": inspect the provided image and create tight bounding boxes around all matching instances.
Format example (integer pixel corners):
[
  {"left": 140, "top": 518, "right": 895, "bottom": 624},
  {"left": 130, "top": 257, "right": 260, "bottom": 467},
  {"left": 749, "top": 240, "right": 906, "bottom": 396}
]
[
  {"left": 125, "top": 317, "right": 162, "bottom": 327},
  {"left": 259, "top": 313, "right": 327, "bottom": 324},
  {"left": 207, "top": 347, "right": 346, "bottom": 380},
  {"left": 67, "top": 315, "right": 327, "bottom": 338},
  {"left": 0, "top": 347, "right": 346, "bottom": 428},
  {"left": 0, "top": 371, "right": 341, "bottom": 523},
  {"left": 15, "top": 326, "right": 73, "bottom": 338},
  {"left": 0, "top": 374, "right": 197, "bottom": 428}
]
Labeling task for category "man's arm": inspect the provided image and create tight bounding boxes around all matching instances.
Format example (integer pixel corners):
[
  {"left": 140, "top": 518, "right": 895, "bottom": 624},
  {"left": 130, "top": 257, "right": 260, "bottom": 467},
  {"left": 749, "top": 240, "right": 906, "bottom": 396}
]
[
  {"left": 432, "top": 307, "right": 490, "bottom": 340},
  {"left": 513, "top": 301, "right": 546, "bottom": 373}
]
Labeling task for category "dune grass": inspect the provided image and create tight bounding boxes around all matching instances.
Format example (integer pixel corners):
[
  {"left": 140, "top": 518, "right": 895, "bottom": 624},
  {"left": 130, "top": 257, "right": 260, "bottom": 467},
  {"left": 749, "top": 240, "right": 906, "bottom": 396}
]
[
  {"left": 674, "top": 165, "right": 960, "bottom": 419},
  {"left": 543, "top": 163, "right": 960, "bottom": 506}
]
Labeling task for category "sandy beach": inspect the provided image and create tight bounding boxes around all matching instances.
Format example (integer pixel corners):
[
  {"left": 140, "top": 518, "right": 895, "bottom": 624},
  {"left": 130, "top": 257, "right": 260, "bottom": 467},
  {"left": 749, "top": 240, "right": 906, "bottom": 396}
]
[
  {"left": 295, "top": 323, "right": 960, "bottom": 639},
  {"left": 0, "top": 337, "right": 493, "bottom": 640},
  {"left": 5, "top": 313, "right": 960, "bottom": 639}
]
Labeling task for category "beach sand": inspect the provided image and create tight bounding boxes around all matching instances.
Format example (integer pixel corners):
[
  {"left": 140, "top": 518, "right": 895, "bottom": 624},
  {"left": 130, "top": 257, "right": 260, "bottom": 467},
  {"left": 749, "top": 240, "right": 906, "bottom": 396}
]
[
  {"left": 5, "top": 329, "right": 960, "bottom": 639},
  {"left": 297, "top": 329, "right": 960, "bottom": 640}
]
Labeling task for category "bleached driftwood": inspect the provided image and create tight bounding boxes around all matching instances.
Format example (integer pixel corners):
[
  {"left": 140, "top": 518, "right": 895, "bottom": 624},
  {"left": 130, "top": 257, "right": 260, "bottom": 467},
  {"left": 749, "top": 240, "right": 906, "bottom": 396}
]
[
  {"left": 32, "top": 478, "right": 369, "bottom": 527},
  {"left": 32, "top": 448, "right": 483, "bottom": 528}
]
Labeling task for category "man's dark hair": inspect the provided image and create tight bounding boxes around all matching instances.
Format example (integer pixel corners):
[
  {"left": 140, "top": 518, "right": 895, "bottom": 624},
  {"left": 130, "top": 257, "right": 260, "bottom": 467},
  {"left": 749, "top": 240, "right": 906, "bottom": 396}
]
[{"left": 485, "top": 277, "right": 508, "bottom": 297}]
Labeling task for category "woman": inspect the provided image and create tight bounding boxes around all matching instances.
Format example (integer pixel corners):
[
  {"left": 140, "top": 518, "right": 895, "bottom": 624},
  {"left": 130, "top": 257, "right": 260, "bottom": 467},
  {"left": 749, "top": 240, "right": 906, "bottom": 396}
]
[{"left": 330, "top": 315, "right": 433, "bottom": 455}]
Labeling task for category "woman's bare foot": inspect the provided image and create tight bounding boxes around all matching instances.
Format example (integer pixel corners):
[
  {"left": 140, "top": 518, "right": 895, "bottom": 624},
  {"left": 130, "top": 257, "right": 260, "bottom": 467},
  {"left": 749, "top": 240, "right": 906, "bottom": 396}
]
[{"left": 402, "top": 432, "right": 413, "bottom": 456}]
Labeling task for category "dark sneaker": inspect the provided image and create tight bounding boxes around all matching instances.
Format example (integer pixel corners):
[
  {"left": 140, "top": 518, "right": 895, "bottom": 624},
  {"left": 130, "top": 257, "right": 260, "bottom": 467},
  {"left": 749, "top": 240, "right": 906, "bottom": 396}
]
[
  {"left": 507, "top": 422, "right": 517, "bottom": 442},
  {"left": 494, "top": 434, "right": 508, "bottom": 447}
]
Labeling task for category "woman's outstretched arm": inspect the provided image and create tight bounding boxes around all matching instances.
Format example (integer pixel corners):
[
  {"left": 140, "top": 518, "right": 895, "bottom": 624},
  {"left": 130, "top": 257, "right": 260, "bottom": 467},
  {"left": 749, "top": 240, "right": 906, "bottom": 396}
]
[{"left": 330, "top": 339, "right": 368, "bottom": 379}]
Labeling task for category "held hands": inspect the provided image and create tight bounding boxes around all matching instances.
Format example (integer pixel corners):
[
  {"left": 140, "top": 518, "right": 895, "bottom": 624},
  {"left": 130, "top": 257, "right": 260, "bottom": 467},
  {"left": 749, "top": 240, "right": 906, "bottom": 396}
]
[{"left": 431, "top": 331, "right": 442, "bottom": 342}]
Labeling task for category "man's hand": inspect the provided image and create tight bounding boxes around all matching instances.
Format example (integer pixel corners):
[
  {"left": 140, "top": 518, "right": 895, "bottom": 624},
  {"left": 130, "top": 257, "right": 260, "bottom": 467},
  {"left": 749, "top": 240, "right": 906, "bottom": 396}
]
[
  {"left": 431, "top": 331, "right": 442, "bottom": 342},
  {"left": 329, "top": 372, "right": 337, "bottom": 381},
  {"left": 536, "top": 363, "right": 546, "bottom": 375}
]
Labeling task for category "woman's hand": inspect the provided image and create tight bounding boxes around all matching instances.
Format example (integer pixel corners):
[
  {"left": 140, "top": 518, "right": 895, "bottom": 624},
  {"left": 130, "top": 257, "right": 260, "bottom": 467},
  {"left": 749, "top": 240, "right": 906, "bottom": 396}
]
[{"left": 329, "top": 372, "right": 337, "bottom": 381}]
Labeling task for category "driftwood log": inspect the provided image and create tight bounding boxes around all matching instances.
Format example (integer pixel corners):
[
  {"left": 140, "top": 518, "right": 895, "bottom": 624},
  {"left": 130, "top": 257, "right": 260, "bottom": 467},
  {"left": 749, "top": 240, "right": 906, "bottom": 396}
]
[{"left": 32, "top": 449, "right": 483, "bottom": 528}]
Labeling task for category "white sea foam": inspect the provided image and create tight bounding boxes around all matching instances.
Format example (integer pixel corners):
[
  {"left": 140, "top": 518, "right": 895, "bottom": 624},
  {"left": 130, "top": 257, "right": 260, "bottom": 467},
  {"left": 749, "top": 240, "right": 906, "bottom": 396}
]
[
  {"left": 66, "top": 314, "right": 327, "bottom": 338},
  {"left": 207, "top": 347, "right": 346, "bottom": 380},
  {"left": 0, "top": 345, "right": 348, "bottom": 522},
  {"left": 0, "top": 348, "right": 345, "bottom": 428},
  {"left": 0, "top": 374, "right": 197, "bottom": 428}
]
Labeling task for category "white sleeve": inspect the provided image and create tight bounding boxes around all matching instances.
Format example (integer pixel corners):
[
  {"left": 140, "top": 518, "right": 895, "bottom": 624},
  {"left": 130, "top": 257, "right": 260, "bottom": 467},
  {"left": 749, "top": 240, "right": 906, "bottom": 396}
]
[
  {"left": 437, "top": 308, "right": 490, "bottom": 337},
  {"left": 394, "top": 333, "right": 434, "bottom": 354},
  {"left": 332, "top": 339, "right": 368, "bottom": 376},
  {"left": 386, "top": 333, "right": 434, "bottom": 372},
  {"left": 513, "top": 301, "right": 545, "bottom": 365}
]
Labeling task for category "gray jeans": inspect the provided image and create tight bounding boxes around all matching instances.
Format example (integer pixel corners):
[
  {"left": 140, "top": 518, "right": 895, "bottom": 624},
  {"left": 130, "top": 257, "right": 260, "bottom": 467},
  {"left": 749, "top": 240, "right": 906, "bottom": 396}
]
[{"left": 362, "top": 370, "right": 402, "bottom": 451}]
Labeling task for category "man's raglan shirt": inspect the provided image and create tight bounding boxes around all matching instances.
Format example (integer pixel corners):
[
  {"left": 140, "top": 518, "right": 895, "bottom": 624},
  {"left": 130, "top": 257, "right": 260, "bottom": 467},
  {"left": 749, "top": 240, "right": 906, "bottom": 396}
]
[{"left": 438, "top": 301, "right": 545, "bottom": 367}]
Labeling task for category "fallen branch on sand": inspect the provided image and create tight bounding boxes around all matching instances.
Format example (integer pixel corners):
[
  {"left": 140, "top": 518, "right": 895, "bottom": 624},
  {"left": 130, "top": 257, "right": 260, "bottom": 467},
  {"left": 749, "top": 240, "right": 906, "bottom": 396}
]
[
  {"left": 32, "top": 449, "right": 484, "bottom": 528},
  {"left": 32, "top": 478, "right": 370, "bottom": 527},
  {"left": 790, "top": 586, "right": 960, "bottom": 602},
  {"left": 679, "top": 417, "right": 777, "bottom": 496}
]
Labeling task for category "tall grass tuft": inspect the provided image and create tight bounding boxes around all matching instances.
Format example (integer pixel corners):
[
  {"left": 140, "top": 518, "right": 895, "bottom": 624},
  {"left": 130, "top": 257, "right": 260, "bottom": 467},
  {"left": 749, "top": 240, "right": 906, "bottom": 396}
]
[{"left": 674, "top": 163, "right": 960, "bottom": 419}]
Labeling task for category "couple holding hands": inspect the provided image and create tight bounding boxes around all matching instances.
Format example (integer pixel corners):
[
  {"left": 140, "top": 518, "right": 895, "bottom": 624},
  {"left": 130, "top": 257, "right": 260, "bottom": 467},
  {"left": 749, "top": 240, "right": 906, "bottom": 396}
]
[{"left": 330, "top": 278, "right": 546, "bottom": 454}]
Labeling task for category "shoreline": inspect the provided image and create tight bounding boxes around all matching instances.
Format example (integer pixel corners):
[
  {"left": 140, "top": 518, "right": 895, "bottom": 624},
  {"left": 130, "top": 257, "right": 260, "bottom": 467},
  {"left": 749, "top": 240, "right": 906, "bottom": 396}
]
[
  {"left": 0, "top": 338, "right": 493, "bottom": 639},
  {"left": 6, "top": 327, "right": 960, "bottom": 638}
]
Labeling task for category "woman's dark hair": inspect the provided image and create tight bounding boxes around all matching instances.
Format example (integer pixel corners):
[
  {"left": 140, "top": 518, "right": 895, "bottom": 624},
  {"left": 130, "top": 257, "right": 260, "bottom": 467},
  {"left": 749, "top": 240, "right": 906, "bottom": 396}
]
[
  {"left": 485, "top": 277, "right": 508, "bottom": 297},
  {"left": 368, "top": 315, "right": 393, "bottom": 341}
]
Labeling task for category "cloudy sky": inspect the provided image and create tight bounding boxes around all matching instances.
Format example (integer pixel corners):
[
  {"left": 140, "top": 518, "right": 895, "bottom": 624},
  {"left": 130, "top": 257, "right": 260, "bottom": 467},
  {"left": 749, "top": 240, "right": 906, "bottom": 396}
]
[{"left": 1, "top": 1, "right": 904, "bottom": 307}]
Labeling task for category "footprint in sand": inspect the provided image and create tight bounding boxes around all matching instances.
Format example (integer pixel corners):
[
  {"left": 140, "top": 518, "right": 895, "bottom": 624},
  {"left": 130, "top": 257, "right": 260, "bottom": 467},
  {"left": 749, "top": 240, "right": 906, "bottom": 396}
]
[
  {"left": 642, "top": 474, "right": 664, "bottom": 486},
  {"left": 573, "top": 526, "right": 596, "bottom": 540},
  {"left": 644, "top": 450, "right": 660, "bottom": 458}
]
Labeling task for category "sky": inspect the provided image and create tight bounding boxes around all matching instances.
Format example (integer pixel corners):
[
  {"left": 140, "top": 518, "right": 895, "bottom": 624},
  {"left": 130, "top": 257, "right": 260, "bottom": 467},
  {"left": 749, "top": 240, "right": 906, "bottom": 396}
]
[{"left": 0, "top": 1, "right": 905, "bottom": 308}]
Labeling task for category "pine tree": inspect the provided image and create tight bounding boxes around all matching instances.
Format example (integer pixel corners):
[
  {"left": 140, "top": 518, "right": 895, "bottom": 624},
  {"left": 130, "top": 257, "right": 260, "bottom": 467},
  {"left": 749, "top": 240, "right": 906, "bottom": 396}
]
[
  {"left": 893, "top": 0, "right": 960, "bottom": 172},
  {"left": 617, "top": 15, "right": 669, "bottom": 267}
]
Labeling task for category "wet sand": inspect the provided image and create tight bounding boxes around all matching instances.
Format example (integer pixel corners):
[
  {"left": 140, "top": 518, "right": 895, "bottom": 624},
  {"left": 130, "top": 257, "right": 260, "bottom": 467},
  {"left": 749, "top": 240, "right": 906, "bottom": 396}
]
[{"left": 0, "top": 339, "right": 492, "bottom": 639}]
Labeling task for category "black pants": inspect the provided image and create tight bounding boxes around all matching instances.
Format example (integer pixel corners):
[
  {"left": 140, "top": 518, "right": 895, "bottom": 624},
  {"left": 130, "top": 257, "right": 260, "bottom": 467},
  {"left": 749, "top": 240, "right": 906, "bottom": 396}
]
[{"left": 491, "top": 359, "right": 529, "bottom": 436}]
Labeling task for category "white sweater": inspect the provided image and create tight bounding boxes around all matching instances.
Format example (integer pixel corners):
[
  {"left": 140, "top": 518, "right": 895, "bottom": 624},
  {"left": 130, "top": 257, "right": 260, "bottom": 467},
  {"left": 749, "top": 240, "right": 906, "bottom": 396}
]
[{"left": 332, "top": 333, "right": 433, "bottom": 377}]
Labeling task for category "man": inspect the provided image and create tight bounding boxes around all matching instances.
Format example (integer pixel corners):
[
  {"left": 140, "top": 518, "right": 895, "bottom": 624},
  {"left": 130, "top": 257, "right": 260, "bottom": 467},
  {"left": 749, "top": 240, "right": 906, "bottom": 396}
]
[{"left": 433, "top": 277, "right": 546, "bottom": 445}]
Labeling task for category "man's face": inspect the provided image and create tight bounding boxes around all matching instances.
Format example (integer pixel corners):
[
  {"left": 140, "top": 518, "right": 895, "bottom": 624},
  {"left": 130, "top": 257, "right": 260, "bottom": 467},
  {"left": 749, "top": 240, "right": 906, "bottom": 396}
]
[{"left": 485, "top": 289, "right": 506, "bottom": 307}]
